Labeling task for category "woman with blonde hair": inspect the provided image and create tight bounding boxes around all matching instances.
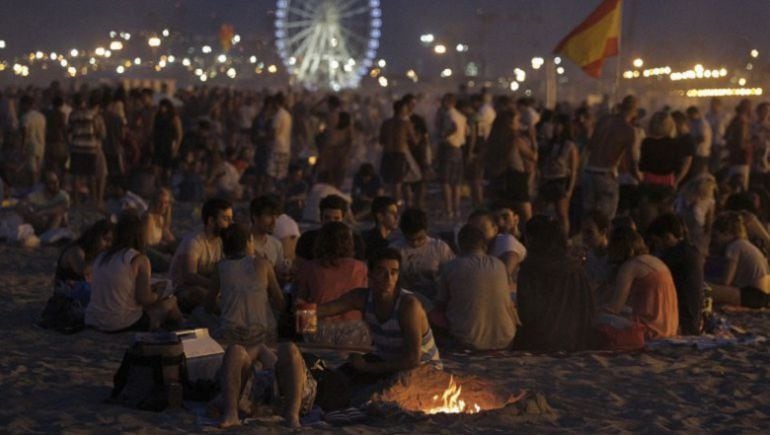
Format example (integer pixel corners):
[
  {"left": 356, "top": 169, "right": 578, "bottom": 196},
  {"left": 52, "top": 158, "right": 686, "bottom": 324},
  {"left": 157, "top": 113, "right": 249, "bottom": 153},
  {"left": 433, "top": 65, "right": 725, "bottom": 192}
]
[
  {"left": 144, "top": 188, "right": 176, "bottom": 272},
  {"left": 601, "top": 226, "right": 679, "bottom": 339},
  {"left": 639, "top": 111, "right": 693, "bottom": 188},
  {"left": 709, "top": 211, "right": 770, "bottom": 308}
]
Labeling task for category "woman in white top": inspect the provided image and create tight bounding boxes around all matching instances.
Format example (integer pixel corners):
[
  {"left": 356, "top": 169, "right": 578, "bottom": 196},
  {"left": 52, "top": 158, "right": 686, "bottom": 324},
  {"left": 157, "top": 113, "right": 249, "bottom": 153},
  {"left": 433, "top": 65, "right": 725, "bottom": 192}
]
[
  {"left": 216, "top": 223, "right": 285, "bottom": 345},
  {"left": 144, "top": 188, "right": 176, "bottom": 272},
  {"left": 86, "top": 212, "right": 182, "bottom": 332}
]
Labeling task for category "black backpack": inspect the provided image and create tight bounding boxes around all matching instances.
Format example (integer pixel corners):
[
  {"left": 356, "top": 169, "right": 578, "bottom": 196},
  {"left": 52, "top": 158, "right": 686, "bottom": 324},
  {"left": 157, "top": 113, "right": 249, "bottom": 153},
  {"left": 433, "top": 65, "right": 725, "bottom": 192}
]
[
  {"left": 108, "top": 333, "right": 187, "bottom": 412},
  {"left": 38, "top": 292, "right": 85, "bottom": 334}
]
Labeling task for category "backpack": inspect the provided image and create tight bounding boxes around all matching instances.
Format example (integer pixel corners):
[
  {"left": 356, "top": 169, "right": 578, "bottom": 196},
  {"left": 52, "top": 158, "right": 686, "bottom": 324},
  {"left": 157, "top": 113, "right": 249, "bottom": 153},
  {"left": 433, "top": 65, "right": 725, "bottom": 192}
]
[
  {"left": 108, "top": 332, "right": 186, "bottom": 412},
  {"left": 38, "top": 291, "right": 86, "bottom": 334}
]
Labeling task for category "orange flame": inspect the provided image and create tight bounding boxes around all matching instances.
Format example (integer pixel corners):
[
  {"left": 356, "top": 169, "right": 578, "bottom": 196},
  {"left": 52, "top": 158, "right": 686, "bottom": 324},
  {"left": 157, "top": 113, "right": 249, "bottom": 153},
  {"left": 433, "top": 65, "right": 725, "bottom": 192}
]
[{"left": 424, "top": 375, "right": 482, "bottom": 414}]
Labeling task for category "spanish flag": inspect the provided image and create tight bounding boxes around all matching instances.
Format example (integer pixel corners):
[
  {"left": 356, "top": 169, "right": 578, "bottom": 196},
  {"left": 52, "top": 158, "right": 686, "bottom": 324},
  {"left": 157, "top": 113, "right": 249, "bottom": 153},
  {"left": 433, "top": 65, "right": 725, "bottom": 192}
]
[{"left": 553, "top": 0, "right": 622, "bottom": 78}]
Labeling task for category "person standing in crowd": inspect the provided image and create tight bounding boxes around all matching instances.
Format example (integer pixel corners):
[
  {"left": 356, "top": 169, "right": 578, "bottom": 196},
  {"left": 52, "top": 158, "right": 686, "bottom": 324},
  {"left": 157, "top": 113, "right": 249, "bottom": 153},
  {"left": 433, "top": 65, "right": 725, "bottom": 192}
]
[
  {"left": 705, "top": 97, "right": 729, "bottom": 174},
  {"left": 582, "top": 95, "right": 639, "bottom": 222},
  {"left": 317, "top": 110, "right": 353, "bottom": 189},
  {"left": 686, "top": 106, "right": 713, "bottom": 178},
  {"left": 267, "top": 93, "right": 292, "bottom": 191},
  {"left": 68, "top": 93, "right": 104, "bottom": 208},
  {"left": 19, "top": 95, "right": 46, "bottom": 187},
  {"left": 102, "top": 92, "right": 127, "bottom": 179},
  {"left": 725, "top": 99, "right": 753, "bottom": 191},
  {"left": 751, "top": 102, "right": 770, "bottom": 187},
  {"left": 44, "top": 96, "right": 69, "bottom": 177},
  {"left": 436, "top": 93, "right": 467, "bottom": 220},
  {"left": 402, "top": 94, "right": 431, "bottom": 209},
  {"left": 537, "top": 113, "right": 579, "bottom": 237},
  {"left": 379, "top": 99, "right": 417, "bottom": 204},
  {"left": 485, "top": 110, "right": 537, "bottom": 230},
  {"left": 152, "top": 98, "right": 183, "bottom": 185}
]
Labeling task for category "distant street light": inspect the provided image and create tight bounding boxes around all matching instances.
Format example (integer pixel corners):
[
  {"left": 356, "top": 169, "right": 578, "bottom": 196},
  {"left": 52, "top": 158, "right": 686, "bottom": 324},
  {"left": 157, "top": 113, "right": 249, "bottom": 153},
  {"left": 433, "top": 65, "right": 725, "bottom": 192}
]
[
  {"left": 751, "top": 49, "right": 759, "bottom": 58},
  {"left": 434, "top": 44, "right": 447, "bottom": 54},
  {"left": 531, "top": 57, "right": 544, "bottom": 70},
  {"left": 420, "top": 33, "right": 435, "bottom": 44},
  {"left": 148, "top": 37, "right": 161, "bottom": 48},
  {"left": 633, "top": 58, "right": 644, "bottom": 68}
]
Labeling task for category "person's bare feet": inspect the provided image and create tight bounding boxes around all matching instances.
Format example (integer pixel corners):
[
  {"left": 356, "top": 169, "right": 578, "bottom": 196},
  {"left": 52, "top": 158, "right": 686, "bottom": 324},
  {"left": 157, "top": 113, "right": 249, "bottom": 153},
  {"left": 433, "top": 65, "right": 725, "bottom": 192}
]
[
  {"left": 284, "top": 416, "right": 301, "bottom": 429},
  {"left": 218, "top": 410, "right": 242, "bottom": 429}
]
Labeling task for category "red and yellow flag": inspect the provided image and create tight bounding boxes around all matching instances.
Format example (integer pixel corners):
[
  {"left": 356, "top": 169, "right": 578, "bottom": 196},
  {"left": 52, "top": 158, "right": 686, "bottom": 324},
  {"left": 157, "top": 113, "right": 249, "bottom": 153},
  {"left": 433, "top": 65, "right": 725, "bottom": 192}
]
[{"left": 553, "top": 0, "right": 622, "bottom": 78}]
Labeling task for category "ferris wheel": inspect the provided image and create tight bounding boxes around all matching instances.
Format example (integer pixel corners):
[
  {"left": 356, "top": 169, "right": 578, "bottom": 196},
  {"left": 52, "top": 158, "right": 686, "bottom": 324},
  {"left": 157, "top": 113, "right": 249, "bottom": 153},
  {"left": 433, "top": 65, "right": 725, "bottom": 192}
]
[{"left": 275, "top": 0, "right": 382, "bottom": 90}]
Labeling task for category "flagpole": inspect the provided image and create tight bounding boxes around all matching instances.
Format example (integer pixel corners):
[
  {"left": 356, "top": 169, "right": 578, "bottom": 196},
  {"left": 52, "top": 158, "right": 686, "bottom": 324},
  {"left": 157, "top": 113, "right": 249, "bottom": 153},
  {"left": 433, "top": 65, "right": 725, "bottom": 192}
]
[{"left": 612, "top": 0, "right": 623, "bottom": 103}]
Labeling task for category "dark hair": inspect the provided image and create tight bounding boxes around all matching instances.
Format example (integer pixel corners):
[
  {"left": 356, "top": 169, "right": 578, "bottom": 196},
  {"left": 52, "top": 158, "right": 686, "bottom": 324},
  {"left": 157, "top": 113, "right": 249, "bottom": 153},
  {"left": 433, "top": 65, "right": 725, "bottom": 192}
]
[
  {"left": 313, "top": 222, "right": 354, "bottom": 267},
  {"left": 393, "top": 99, "right": 406, "bottom": 114},
  {"left": 526, "top": 215, "right": 567, "bottom": 255},
  {"left": 686, "top": 106, "right": 699, "bottom": 116},
  {"left": 319, "top": 194, "right": 349, "bottom": 214},
  {"left": 356, "top": 163, "right": 376, "bottom": 179},
  {"left": 337, "top": 111, "right": 351, "bottom": 129},
  {"left": 468, "top": 208, "right": 493, "bottom": 222},
  {"left": 202, "top": 197, "right": 232, "bottom": 226},
  {"left": 100, "top": 212, "right": 146, "bottom": 265},
  {"left": 399, "top": 208, "right": 427, "bottom": 236},
  {"left": 368, "top": 247, "right": 402, "bottom": 270},
  {"left": 607, "top": 226, "right": 648, "bottom": 264},
  {"left": 457, "top": 225, "right": 487, "bottom": 253},
  {"left": 552, "top": 113, "right": 574, "bottom": 143},
  {"left": 583, "top": 211, "right": 611, "bottom": 233},
  {"left": 221, "top": 223, "right": 250, "bottom": 257},
  {"left": 371, "top": 196, "right": 397, "bottom": 220},
  {"left": 647, "top": 213, "right": 685, "bottom": 240},
  {"left": 250, "top": 194, "right": 281, "bottom": 219},
  {"left": 77, "top": 219, "right": 114, "bottom": 261},
  {"left": 725, "top": 193, "right": 759, "bottom": 215}
]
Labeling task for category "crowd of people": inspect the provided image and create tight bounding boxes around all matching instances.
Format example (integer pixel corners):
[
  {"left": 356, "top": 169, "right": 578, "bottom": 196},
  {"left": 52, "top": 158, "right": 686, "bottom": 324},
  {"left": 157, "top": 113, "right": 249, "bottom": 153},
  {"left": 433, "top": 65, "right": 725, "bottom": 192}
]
[{"left": 4, "top": 80, "right": 770, "bottom": 426}]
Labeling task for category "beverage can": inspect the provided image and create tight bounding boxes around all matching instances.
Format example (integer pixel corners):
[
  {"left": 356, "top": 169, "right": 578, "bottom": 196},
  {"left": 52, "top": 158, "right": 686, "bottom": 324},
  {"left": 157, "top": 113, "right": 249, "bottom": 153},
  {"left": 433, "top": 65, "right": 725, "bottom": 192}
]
[{"left": 295, "top": 303, "right": 318, "bottom": 334}]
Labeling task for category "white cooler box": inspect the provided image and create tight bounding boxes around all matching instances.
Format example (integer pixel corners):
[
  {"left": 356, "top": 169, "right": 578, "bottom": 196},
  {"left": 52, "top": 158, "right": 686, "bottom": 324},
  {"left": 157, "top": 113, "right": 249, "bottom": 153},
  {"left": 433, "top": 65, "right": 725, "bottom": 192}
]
[{"left": 175, "top": 328, "right": 225, "bottom": 382}]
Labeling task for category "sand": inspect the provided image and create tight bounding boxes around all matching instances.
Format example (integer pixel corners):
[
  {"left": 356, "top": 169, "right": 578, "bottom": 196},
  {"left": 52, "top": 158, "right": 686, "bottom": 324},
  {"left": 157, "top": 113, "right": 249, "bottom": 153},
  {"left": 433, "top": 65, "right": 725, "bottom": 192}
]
[{"left": 2, "top": 205, "right": 770, "bottom": 433}]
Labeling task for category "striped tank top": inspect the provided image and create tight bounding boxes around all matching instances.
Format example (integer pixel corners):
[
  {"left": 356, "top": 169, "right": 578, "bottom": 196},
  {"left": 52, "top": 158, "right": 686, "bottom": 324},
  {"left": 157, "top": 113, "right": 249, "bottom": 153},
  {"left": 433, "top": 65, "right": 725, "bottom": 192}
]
[{"left": 364, "top": 288, "right": 442, "bottom": 368}]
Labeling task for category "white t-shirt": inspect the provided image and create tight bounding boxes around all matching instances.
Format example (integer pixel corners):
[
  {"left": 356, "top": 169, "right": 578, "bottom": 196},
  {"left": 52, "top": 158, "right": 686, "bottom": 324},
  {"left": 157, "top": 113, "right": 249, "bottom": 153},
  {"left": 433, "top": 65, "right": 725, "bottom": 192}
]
[
  {"left": 271, "top": 107, "right": 293, "bottom": 154},
  {"left": 490, "top": 233, "right": 527, "bottom": 261},
  {"left": 251, "top": 233, "right": 285, "bottom": 268},
  {"left": 690, "top": 118, "right": 713, "bottom": 158},
  {"left": 477, "top": 104, "right": 496, "bottom": 140},
  {"left": 21, "top": 109, "right": 46, "bottom": 161},
  {"left": 390, "top": 235, "right": 456, "bottom": 296},
  {"left": 86, "top": 249, "right": 143, "bottom": 331},
  {"left": 169, "top": 229, "right": 223, "bottom": 288},
  {"left": 444, "top": 107, "right": 467, "bottom": 148}
]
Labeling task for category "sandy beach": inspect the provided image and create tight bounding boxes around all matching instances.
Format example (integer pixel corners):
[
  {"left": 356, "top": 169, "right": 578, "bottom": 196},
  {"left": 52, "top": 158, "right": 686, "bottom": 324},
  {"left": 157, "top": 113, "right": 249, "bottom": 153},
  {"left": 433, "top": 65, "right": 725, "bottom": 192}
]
[{"left": 2, "top": 206, "right": 770, "bottom": 433}]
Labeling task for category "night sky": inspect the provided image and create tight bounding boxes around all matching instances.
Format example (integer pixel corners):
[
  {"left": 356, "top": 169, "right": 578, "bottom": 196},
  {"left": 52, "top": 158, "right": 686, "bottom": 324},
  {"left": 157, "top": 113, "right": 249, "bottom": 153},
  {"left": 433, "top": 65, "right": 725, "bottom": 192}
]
[{"left": 1, "top": 0, "right": 768, "bottom": 78}]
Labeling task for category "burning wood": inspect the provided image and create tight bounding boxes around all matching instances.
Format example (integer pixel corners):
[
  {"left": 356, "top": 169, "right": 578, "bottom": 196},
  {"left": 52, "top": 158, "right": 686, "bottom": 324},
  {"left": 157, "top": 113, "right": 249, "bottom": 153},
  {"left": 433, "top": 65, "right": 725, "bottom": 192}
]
[{"left": 424, "top": 375, "right": 481, "bottom": 415}]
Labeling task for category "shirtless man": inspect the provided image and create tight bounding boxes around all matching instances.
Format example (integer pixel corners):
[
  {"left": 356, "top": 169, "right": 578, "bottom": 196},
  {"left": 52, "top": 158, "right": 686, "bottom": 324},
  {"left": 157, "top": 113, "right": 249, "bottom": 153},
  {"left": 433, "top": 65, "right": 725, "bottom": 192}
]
[
  {"left": 582, "top": 95, "right": 640, "bottom": 222},
  {"left": 169, "top": 198, "right": 232, "bottom": 311}
]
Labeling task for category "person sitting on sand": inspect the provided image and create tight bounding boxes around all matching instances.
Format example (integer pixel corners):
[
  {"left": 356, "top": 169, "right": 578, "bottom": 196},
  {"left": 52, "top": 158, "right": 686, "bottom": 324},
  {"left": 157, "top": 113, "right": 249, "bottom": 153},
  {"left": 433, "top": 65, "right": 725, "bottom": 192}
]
[
  {"left": 169, "top": 197, "right": 233, "bottom": 312},
  {"left": 248, "top": 195, "right": 286, "bottom": 269},
  {"left": 212, "top": 343, "right": 325, "bottom": 429},
  {"left": 581, "top": 212, "right": 613, "bottom": 297},
  {"left": 361, "top": 196, "right": 399, "bottom": 262},
  {"left": 105, "top": 176, "right": 148, "bottom": 218},
  {"left": 601, "top": 226, "right": 679, "bottom": 339},
  {"left": 215, "top": 223, "right": 285, "bottom": 346},
  {"left": 143, "top": 188, "right": 176, "bottom": 273},
  {"left": 54, "top": 219, "right": 114, "bottom": 296},
  {"left": 647, "top": 213, "right": 705, "bottom": 335},
  {"left": 435, "top": 225, "right": 517, "bottom": 350},
  {"left": 85, "top": 212, "right": 182, "bottom": 332},
  {"left": 515, "top": 216, "right": 596, "bottom": 352},
  {"left": 215, "top": 248, "right": 440, "bottom": 429},
  {"left": 295, "top": 221, "right": 370, "bottom": 347},
  {"left": 467, "top": 208, "right": 526, "bottom": 295},
  {"left": 295, "top": 194, "right": 366, "bottom": 262},
  {"left": 390, "top": 208, "right": 455, "bottom": 301},
  {"left": 709, "top": 211, "right": 770, "bottom": 309},
  {"left": 16, "top": 171, "right": 70, "bottom": 234}
]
